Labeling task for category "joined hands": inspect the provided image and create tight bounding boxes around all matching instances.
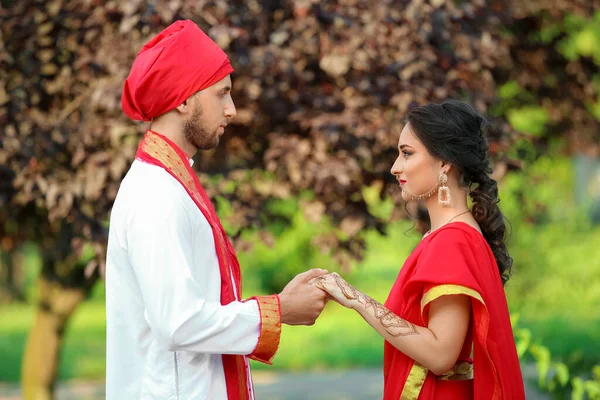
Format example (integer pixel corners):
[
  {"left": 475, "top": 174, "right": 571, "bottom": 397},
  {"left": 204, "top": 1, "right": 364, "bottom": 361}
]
[
  {"left": 278, "top": 270, "right": 361, "bottom": 326},
  {"left": 278, "top": 268, "right": 329, "bottom": 326},
  {"left": 308, "top": 272, "right": 359, "bottom": 309}
]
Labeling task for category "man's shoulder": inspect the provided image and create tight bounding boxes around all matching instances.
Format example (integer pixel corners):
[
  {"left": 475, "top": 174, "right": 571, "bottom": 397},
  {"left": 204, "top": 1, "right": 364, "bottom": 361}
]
[
  {"left": 111, "top": 160, "right": 194, "bottom": 221},
  {"left": 121, "top": 160, "right": 188, "bottom": 202},
  {"left": 113, "top": 159, "right": 210, "bottom": 230}
]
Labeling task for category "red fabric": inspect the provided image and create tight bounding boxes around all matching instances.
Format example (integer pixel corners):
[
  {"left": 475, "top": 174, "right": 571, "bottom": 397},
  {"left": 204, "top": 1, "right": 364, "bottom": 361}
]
[
  {"left": 136, "top": 131, "right": 249, "bottom": 400},
  {"left": 383, "top": 222, "right": 525, "bottom": 399},
  {"left": 122, "top": 20, "right": 234, "bottom": 121}
]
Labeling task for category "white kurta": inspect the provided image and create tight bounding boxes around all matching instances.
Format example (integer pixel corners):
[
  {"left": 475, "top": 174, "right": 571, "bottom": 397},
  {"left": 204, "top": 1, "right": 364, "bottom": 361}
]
[{"left": 105, "top": 159, "right": 261, "bottom": 400}]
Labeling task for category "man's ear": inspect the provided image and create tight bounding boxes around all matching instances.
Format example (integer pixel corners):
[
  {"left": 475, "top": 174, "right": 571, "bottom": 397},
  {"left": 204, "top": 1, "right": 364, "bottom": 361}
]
[
  {"left": 176, "top": 93, "right": 195, "bottom": 114},
  {"left": 175, "top": 99, "right": 188, "bottom": 114}
]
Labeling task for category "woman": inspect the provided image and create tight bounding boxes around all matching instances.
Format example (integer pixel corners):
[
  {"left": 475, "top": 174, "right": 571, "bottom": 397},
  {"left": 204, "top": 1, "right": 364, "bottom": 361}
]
[{"left": 310, "top": 100, "right": 525, "bottom": 399}]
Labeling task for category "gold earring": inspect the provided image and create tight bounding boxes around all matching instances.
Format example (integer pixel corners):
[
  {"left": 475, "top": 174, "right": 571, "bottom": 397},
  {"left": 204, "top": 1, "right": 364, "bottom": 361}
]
[{"left": 438, "top": 171, "right": 451, "bottom": 206}]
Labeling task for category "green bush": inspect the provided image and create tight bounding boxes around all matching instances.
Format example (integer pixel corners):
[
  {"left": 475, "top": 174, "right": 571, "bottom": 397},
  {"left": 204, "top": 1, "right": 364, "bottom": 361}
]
[
  {"left": 502, "top": 152, "right": 600, "bottom": 398},
  {"left": 236, "top": 196, "right": 342, "bottom": 295},
  {"left": 500, "top": 155, "right": 600, "bottom": 328},
  {"left": 514, "top": 314, "right": 600, "bottom": 399}
]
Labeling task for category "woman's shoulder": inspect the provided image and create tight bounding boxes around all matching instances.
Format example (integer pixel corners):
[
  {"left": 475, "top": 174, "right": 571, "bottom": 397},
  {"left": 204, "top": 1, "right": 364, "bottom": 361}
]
[
  {"left": 421, "top": 222, "right": 492, "bottom": 262},
  {"left": 410, "top": 222, "right": 494, "bottom": 285},
  {"left": 426, "top": 222, "right": 482, "bottom": 244}
]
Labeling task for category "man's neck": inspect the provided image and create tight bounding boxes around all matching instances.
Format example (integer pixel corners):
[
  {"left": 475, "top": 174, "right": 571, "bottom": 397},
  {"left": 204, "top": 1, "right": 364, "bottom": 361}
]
[{"left": 149, "top": 121, "right": 196, "bottom": 159}]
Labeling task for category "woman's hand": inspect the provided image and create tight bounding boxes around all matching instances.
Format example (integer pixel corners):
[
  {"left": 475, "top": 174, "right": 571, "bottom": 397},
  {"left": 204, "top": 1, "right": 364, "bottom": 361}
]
[{"left": 308, "top": 272, "right": 360, "bottom": 309}]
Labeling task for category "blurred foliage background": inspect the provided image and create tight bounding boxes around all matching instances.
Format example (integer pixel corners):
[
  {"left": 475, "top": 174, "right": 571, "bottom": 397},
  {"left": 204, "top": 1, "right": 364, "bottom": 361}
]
[{"left": 1, "top": 0, "right": 600, "bottom": 399}]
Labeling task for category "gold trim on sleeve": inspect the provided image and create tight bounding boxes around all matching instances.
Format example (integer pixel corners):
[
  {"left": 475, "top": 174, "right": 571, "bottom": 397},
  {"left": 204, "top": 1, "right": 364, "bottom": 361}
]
[
  {"left": 247, "top": 295, "right": 282, "bottom": 365},
  {"left": 421, "top": 284, "right": 484, "bottom": 319}
]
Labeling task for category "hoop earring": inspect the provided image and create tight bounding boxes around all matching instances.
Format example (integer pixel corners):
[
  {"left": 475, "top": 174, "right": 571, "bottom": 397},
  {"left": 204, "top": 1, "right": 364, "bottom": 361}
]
[{"left": 438, "top": 171, "right": 451, "bottom": 206}]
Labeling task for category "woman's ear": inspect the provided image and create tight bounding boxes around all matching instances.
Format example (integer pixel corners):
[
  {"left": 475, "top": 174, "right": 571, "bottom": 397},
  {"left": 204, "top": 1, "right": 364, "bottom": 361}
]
[{"left": 441, "top": 161, "right": 452, "bottom": 175}]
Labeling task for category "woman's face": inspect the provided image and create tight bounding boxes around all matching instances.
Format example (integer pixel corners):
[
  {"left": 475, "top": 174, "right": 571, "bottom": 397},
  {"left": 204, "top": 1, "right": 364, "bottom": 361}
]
[{"left": 390, "top": 123, "right": 442, "bottom": 202}]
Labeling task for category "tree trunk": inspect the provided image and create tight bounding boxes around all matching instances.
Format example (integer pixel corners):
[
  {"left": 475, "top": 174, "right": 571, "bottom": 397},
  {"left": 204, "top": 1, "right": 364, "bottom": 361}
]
[
  {"left": 20, "top": 276, "right": 87, "bottom": 400},
  {"left": 9, "top": 251, "right": 26, "bottom": 302},
  {"left": 0, "top": 249, "right": 12, "bottom": 303},
  {"left": 0, "top": 247, "right": 26, "bottom": 303}
]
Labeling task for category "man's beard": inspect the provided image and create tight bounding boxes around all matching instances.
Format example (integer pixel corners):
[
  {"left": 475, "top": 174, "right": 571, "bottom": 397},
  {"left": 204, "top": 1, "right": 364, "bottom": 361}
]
[{"left": 183, "top": 106, "right": 220, "bottom": 151}]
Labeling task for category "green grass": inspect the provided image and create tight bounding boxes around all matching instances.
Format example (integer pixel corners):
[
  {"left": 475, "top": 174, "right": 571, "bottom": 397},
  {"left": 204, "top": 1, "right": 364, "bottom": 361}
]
[
  {"left": 252, "top": 303, "right": 385, "bottom": 371},
  {"left": 0, "top": 301, "right": 106, "bottom": 382},
  {"left": 0, "top": 304, "right": 34, "bottom": 382}
]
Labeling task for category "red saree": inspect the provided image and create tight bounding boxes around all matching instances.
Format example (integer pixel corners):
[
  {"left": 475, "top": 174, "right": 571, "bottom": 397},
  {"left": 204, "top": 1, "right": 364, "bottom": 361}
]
[
  {"left": 383, "top": 222, "right": 525, "bottom": 399},
  {"left": 136, "top": 130, "right": 281, "bottom": 400}
]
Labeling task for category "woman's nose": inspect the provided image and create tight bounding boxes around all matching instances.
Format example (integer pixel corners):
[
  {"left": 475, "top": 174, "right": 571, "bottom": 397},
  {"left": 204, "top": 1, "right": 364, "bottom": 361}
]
[{"left": 390, "top": 157, "right": 402, "bottom": 177}]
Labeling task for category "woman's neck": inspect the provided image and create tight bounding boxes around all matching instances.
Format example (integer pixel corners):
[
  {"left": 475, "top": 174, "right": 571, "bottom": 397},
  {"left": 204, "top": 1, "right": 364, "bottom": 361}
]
[{"left": 425, "top": 189, "right": 470, "bottom": 232}]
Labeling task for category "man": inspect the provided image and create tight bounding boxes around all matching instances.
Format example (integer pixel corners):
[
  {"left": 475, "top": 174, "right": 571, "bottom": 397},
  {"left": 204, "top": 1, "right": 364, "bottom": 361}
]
[{"left": 105, "top": 20, "right": 328, "bottom": 399}]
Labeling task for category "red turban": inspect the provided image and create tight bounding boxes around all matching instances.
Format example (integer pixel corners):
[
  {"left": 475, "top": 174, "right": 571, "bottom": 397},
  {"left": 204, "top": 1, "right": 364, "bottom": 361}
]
[{"left": 122, "top": 20, "right": 234, "bottom": 121}]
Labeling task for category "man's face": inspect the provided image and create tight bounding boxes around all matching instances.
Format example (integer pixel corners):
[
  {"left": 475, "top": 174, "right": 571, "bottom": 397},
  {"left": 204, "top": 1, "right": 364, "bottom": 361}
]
[{"left": 183, "top": 75, "right": 237, "bottom": 151}]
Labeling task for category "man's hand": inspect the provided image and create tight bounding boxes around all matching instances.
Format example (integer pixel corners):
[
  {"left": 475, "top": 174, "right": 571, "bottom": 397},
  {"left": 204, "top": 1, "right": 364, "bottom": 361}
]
[{"left": 278, "top": 268, "right": 329, "bottom": 326}]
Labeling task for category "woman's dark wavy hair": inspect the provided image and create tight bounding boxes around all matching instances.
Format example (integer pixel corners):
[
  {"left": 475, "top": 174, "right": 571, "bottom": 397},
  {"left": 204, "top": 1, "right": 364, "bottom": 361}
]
[{"left": 406, "top": 99, "right": 512, "bottom": 285}]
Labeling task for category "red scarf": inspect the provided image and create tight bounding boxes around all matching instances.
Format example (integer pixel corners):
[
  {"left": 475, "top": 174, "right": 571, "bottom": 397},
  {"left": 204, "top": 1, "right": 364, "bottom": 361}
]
[{"left": 136, "top": 130, "right": 251, "bottom": 400}]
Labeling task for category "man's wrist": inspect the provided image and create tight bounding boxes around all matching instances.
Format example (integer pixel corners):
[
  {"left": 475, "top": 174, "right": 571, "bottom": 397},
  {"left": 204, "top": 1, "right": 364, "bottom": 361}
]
[{"left": 278, "top": 292, "right": 289, "bottom": 324}]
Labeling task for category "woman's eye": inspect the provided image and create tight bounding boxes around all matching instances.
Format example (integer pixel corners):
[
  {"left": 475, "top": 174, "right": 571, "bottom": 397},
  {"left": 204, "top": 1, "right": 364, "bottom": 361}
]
[{"left": 402, "top": 150, "right": 411, "bottom": 157}]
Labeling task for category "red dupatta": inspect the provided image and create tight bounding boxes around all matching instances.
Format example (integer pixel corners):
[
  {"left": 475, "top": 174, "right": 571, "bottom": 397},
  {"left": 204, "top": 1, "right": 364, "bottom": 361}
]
[
  {"left": 136, "top": 130, "right": 251, "bottom": 400},
  {"left": 383, "top": 222, "right": 525, "bottom": 399}
]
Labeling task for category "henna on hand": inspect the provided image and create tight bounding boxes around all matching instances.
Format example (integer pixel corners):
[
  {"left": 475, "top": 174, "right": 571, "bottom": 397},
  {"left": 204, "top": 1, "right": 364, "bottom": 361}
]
[
  {"left": 331, "top": 273, "right": 360, "bottom": 300},
  {"left": 331, "top": 274, "right": 419, "bottom": 337}
]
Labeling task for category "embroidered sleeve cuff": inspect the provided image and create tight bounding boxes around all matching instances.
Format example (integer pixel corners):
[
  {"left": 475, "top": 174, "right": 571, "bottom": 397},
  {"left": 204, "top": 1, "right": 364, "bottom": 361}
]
[{"left": 246, "top": 294, "right": 281, "bottom": 365}]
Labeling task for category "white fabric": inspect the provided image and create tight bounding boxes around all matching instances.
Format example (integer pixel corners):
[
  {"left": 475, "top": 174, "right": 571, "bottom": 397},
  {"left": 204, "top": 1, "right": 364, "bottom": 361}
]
[{"left": 106, "top": 159, "right": 261, "bottom": 400}]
